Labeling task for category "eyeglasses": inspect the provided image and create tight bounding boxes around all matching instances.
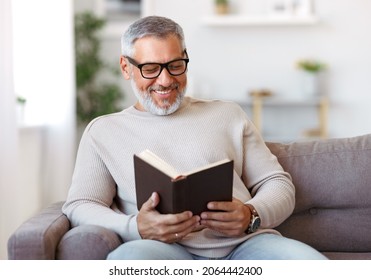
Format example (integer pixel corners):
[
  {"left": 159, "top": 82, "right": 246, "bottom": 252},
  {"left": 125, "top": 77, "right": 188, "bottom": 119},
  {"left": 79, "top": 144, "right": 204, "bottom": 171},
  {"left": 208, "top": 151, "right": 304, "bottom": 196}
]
[{"left": 125, "top": 51, "right": 189, "bottom": 79}]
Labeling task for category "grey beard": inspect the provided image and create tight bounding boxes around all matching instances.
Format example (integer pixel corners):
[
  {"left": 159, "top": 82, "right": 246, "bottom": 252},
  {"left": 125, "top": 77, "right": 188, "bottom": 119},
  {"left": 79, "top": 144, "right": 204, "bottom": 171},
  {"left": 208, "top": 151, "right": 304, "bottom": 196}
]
[{"left": 131, "top": 79, "right": 186, "bottom": 116}]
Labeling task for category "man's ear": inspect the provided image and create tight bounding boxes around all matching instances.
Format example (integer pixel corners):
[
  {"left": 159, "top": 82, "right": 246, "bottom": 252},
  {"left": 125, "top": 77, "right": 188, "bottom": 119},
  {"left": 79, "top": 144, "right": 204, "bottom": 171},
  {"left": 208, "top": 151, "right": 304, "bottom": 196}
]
[{"left": 120, "top": 56, "right": 131, "bottom": 80}]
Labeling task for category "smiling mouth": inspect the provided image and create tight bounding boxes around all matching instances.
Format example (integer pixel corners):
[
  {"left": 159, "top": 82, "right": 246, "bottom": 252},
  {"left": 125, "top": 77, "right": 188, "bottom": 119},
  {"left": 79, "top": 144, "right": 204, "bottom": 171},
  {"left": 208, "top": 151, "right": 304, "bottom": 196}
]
[
  {"left": 154, "top": 89, "right": 173, "bottom": 95},
  {"left": 150, "top": 83, "right": 179, "bottom": 96}
]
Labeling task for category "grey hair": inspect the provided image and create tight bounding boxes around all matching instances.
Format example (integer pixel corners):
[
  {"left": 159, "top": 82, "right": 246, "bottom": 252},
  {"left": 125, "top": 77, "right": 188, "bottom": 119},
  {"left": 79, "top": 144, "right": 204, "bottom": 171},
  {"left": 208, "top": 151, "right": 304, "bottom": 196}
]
[{"left": 121, "top": 16, "right": 186, "bottom": 57}]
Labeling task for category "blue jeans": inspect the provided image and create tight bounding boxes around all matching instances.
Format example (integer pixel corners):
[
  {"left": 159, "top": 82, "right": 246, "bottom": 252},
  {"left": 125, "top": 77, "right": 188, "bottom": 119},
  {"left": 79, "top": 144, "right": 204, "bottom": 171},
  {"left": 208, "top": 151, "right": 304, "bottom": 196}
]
[{"left": 107, "top": 233, "right": 328, "bottom": 260}]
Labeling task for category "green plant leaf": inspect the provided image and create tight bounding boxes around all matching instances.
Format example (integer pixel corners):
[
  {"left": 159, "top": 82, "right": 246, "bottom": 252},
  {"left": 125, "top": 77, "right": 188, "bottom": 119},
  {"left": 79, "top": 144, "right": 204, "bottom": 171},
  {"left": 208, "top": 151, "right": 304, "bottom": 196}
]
[{"left": 75, "top": 11, "right": 124, "bottom": 124}]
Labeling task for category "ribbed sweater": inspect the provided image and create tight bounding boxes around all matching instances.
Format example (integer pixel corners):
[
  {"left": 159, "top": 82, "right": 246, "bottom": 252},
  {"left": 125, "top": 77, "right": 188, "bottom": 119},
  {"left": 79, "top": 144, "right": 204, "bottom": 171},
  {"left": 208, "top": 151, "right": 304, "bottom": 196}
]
[{"left": 62, "top": 97, "right": 295, "bottom": 258}]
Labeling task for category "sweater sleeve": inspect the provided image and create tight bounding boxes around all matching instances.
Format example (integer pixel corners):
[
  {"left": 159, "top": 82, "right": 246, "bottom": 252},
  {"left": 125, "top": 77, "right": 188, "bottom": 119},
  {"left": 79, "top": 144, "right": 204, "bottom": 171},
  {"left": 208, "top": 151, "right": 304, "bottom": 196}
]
[
  {"left": 241, "top": 117, "right": 295, "bottom": 229},
  {"left": 62, "top": 125, "right": 141, "bottom": 242}
]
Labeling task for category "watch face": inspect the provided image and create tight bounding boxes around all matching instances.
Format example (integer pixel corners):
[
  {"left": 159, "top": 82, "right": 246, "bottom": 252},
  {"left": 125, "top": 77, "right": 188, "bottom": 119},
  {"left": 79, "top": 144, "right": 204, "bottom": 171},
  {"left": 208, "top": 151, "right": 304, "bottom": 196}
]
[{"left": 251, "top": 216, "right": 261, "bottom": 231}]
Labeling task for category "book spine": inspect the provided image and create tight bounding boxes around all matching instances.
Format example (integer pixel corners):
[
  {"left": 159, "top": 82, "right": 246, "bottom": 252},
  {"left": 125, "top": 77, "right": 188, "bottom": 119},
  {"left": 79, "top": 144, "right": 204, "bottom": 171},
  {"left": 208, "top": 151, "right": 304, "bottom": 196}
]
[{"left": 172, "top": 177, "right": 188, "bottom": 213}]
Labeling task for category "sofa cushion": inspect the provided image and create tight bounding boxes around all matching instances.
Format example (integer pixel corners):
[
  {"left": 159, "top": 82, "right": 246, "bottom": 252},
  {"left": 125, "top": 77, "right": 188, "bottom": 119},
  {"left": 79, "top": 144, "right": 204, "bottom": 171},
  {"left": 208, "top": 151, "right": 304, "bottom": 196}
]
[
  {"left": 267, "top": 134, "right": 371, "bottom": 254},
  {"left": 56, "top": 224, "right": 122, "bottom": 260}
]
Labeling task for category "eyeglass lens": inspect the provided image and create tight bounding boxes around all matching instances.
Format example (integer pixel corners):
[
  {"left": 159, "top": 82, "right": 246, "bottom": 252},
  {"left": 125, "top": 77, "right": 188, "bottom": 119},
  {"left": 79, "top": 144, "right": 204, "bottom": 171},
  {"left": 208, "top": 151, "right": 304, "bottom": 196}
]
[{"left": 141, "top": 60, "right": 188, "bottom": 78}]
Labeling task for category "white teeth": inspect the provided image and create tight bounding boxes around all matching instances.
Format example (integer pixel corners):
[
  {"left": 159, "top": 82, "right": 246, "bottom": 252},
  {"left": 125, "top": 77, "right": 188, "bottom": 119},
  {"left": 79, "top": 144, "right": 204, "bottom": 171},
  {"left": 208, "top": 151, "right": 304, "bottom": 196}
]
[{"left": 155, "top": 90, "right": 171, "bottom": 95}]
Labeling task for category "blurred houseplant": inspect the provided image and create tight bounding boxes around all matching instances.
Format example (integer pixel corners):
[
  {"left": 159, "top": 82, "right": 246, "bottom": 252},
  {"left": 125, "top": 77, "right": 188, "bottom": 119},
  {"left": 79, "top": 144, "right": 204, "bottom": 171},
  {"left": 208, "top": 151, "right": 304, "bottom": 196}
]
[
  {"left": 296, "top": 59, "right": 326, "bottom": 97},
  {"left": 214, "top": 0, "right": 229, "bottom": 14},
  {"left": 16, "top": 96, "right": 27, "bottom": 123},
  {"left": 297, "top": 59, "right": 326, "bottom": 73},
  {"left": 16, "top": 96, "right": 27, "bottom": 106},
  {"left": 75, "top": 12, "right": 124, "bottom": 124}
]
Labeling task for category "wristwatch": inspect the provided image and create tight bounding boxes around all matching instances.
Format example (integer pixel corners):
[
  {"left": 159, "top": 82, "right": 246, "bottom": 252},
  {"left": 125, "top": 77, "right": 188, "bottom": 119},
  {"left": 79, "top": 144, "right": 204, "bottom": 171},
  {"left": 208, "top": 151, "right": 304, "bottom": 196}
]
[{"left": 246, "top": 204, "right": 261, "bottom": 234}]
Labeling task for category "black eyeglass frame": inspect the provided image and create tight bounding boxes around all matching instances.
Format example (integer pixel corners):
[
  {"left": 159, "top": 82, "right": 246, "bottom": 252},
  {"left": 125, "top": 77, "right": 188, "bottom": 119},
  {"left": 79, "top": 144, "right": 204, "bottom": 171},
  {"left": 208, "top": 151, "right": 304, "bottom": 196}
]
[{"left": 125, "top": 50, "right": 189, "bottom": 79}]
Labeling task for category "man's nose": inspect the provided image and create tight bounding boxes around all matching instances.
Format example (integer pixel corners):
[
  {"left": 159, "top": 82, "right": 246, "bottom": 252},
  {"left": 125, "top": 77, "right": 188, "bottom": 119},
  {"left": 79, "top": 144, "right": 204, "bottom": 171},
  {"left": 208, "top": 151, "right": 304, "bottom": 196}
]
[{"left": 156, "top": 68, "right": 174, "bottom": 86}]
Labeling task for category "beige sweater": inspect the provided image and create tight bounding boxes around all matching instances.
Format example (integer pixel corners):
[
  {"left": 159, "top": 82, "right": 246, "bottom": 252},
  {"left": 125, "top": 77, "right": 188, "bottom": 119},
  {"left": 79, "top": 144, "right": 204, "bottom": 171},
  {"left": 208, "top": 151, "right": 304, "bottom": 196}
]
[{"left": 62, "top": 97, "right": 295, "bottom": 258}]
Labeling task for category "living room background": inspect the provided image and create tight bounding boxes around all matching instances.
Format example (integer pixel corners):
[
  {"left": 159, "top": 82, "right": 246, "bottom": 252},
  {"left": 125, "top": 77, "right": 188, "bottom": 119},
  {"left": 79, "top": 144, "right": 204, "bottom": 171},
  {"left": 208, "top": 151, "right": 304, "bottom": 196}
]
[{"left": 1, "top": 0, "right": 370, "bottom": 259}]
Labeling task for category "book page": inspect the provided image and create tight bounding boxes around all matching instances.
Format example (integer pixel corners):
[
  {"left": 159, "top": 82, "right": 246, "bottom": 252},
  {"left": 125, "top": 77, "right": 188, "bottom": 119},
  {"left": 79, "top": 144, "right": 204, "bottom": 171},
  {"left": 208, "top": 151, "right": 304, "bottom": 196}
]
[
  {"left": 137, "top": 150, "right": 231, "bottom": 179},
  {"left": 184, "top": 158, "right": 232, "bottom": 176},
  {"left": 137, "top": 150, "right": 180, "bottom": 179}
]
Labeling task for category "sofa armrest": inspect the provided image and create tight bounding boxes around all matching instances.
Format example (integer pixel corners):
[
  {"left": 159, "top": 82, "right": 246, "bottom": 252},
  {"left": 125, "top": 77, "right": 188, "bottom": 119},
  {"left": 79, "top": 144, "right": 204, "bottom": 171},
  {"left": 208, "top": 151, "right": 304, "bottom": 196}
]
[
  {"left": 7, "top": 201, "right": 70, "bottom": 259},
  {"left": 56, "top": 224, "right": 123, "bottom": 260}
]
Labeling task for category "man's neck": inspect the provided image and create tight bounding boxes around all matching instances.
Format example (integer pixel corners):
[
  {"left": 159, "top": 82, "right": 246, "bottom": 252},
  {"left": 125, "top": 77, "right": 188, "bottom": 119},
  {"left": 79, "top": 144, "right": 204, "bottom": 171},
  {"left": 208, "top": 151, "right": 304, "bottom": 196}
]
[{"left": 134, "top": 102, "right": 145, "bottom": 112}]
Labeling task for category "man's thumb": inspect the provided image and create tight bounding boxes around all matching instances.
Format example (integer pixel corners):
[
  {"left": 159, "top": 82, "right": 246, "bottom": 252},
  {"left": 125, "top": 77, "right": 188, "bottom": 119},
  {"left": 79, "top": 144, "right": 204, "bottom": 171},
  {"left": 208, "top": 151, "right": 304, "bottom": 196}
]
[{"left": 141, "top": 192, "right": 159, "bottom": 211}]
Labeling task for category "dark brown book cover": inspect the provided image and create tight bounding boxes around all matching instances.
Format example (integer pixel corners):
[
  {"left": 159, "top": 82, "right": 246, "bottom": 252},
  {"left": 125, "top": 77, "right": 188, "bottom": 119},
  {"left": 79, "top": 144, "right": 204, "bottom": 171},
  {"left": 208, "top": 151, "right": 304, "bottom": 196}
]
[{"left": 134, "top": 152, "right": 233, "bottom": 215}]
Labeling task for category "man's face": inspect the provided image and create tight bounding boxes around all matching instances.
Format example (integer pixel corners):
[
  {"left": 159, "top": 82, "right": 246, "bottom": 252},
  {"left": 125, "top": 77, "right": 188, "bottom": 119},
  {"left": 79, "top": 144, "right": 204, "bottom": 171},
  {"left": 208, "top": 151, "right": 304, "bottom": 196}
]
[{"left": 120, "top": 35, "right": 187, "bottom": 115}]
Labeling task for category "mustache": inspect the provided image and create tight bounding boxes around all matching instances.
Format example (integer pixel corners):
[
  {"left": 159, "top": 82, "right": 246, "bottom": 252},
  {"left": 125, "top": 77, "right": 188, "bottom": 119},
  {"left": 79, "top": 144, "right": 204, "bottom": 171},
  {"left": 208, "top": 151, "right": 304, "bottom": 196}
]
[{"left": 148, "top": 83, "right": 179, "bottom": 92}]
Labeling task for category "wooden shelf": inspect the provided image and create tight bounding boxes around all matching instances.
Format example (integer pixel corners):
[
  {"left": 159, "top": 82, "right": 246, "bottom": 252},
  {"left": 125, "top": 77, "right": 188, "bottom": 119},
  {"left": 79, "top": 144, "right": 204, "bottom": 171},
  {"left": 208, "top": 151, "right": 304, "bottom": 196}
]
[
  {"left": 239, "top": 97, "right": 325, "bottom": 107},
  {"left": 238, "top": 96, "right": 329, "bottom": 140},
  {"left": 201, "top": 15, "right": 319, "bottom": 27}
]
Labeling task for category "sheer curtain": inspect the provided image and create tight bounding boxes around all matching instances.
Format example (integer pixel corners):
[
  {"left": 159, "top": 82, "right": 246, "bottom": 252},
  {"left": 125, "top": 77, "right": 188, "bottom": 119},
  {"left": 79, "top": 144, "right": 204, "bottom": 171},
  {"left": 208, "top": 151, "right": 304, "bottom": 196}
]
[
  {"left": 0, "top": 0, "right": 75, "bottom": 259},
  {"left": 0, "top": 0, "right": 21, "bottom": 260}
]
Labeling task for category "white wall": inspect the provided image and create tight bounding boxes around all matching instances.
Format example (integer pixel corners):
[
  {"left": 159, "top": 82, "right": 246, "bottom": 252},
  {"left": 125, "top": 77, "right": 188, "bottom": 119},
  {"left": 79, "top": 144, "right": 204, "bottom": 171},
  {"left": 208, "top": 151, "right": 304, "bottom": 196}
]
[{"left": 134, "top": 0, "right": 371, "bottom": 139}]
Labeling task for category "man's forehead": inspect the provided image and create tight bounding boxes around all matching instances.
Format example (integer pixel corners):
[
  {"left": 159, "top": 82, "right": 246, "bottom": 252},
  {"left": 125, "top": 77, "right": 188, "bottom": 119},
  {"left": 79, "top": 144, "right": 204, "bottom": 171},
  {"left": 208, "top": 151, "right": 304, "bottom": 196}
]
[{"left": 132, "top": 35, "right": 184, "bottom": 61}]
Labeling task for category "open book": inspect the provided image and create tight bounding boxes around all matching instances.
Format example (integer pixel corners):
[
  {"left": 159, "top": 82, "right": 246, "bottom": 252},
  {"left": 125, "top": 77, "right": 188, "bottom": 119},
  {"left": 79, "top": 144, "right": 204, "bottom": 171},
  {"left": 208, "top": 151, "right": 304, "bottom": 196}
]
[{"left": 134, "top": 149, "right": 233, "bottom": 215}]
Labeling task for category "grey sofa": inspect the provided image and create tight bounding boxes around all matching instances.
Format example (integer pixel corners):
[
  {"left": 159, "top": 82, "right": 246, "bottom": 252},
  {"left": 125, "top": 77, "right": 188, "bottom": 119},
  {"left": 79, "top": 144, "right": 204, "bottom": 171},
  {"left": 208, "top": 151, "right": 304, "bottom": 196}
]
[{"left": 8, "top": 134, "right": 371, "bottom": 259}]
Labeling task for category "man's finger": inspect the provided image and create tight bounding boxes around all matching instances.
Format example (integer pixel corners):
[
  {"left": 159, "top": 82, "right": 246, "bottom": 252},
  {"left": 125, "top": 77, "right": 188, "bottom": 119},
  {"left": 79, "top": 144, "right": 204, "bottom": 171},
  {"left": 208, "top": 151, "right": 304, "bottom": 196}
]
[{"left": 140, "top": 192, "right": 159, "bottom": 211}]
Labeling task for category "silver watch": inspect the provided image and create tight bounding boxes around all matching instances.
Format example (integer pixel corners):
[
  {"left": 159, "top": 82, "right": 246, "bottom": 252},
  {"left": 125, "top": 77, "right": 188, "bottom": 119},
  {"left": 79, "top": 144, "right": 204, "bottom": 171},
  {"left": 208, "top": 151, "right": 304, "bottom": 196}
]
[{"left": 246, "top": 204, "right": 261, "bottom": 234}]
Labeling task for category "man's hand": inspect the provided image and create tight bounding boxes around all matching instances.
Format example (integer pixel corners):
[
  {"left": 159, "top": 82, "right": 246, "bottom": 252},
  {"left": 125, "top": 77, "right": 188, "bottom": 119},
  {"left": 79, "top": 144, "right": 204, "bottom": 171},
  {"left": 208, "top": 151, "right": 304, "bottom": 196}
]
[
  {"left": 137, "top": 192, "right": 200, "bottom": 243},
  {"left": 200, "top": 198, "right": 251, "bottom": 237}
]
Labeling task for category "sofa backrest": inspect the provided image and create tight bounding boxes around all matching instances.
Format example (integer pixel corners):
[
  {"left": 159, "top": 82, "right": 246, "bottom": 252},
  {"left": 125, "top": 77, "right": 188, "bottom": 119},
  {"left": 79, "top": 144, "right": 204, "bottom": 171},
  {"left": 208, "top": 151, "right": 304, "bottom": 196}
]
[{"left": 266, "top": 134, "right": 371, "bottom": 254}]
